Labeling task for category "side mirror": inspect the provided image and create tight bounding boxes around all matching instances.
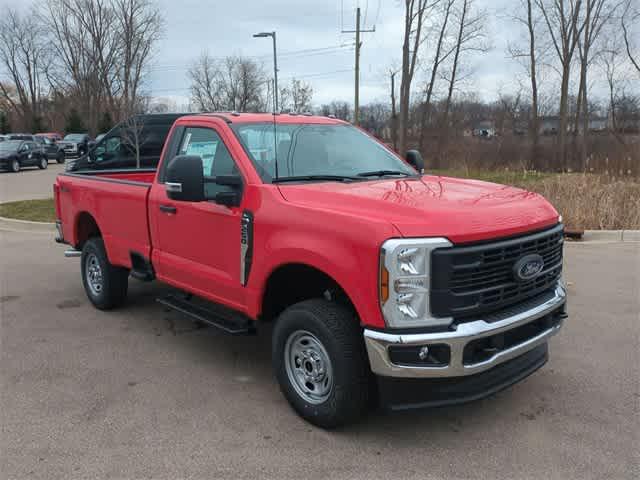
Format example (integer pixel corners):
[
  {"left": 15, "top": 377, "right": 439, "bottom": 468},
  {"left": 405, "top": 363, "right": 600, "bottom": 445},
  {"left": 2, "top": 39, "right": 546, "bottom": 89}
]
[
  {"left": 406, "top": 150, "right": 425, "bottom": 173},
  {"left": 208, "top": 174, "right": 243, "bottom": 207},
  {"left": 165, "top": 155, "right": 205, "bottom": 202}
]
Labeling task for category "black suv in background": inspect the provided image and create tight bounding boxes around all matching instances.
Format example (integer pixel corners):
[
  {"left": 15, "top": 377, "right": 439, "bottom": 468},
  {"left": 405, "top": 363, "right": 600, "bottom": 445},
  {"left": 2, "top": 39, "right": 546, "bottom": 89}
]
[
  {"left": 0, "top": 139, "right": 49, "bottom": 172},
  {"left": 66, "top": 113, "right": 188, "bottom": 172},
  {"left": 58, "top": 133, "right": 92, "bottom": 159},
  {"left": 34, "top": 135, "right": 65, "bottom": 163}
]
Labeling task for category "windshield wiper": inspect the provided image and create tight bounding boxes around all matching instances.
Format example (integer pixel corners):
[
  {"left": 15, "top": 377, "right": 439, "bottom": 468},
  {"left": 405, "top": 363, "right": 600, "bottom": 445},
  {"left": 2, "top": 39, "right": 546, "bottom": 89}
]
[
  {"left": 272, "top": 175, "right": 359, "bottom": 183},
  {"left": 357, "top": 170, "right": 414, "bottom": 178}
]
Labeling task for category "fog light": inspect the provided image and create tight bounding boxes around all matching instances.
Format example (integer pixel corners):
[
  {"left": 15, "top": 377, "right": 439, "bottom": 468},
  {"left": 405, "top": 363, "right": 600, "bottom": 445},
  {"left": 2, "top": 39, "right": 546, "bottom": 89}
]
[
  {"left": 388, "top": 344, "right": 451, "bottom": 367},
  {"left": 418, "top": 346, "right": 429, "bottom": 360}
]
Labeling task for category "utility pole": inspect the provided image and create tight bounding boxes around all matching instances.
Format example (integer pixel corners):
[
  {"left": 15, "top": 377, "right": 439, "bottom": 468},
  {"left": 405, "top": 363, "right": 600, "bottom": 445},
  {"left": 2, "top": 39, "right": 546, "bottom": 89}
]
[{"left": 342, "top": 7, "right": 375, "bottom": 125}]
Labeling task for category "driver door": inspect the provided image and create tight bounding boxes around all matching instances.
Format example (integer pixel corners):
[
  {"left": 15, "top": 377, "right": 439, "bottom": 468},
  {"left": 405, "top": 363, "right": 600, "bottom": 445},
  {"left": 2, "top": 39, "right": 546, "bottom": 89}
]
[
  {"left": 19, "top": 142, "right": 36, "bottom": 165},
  {"left": 149, "top": 126, "right": 246, "bottom": 310}
]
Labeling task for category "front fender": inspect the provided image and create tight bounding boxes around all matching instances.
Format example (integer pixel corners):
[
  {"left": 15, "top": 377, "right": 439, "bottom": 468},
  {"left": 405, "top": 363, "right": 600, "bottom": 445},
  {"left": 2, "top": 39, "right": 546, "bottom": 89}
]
[{"left": 247, "top": 229, "right": 387, "bottom": 329}]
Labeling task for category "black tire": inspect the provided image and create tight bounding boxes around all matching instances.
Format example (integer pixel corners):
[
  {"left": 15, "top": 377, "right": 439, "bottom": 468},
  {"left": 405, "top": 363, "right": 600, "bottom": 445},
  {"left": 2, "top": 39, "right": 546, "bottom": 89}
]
[
  {"left": 10, "top": 159, "right": 20, "bottom": 173},
  {"left": 81, "top": 237, "right": 129, "bottom": 310},
  {"left": 56, "top": 152, "right": 65, "bottom": 164},
  {"left": 38, "top": 157, "right": 48, "bottom": 169},
  {"left": 272, "top": 299, "right": 370, "bottom": 428}
]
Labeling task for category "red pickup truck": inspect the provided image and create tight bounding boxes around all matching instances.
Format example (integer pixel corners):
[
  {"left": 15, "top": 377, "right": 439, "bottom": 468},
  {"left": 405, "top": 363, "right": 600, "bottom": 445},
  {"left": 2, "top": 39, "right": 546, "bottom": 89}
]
[{"left": 54, "top": 113, "right": 567, "bottom": 428}]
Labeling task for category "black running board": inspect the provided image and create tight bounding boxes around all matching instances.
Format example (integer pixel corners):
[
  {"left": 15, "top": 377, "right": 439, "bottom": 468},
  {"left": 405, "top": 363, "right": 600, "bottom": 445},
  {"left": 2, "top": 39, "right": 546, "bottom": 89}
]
[{"left": 156, "top": 294, "right": 255, "bottom": 335}]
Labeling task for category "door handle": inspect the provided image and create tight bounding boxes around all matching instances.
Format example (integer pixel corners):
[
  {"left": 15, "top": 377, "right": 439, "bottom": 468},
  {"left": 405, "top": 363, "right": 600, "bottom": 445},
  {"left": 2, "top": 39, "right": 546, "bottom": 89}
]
[{"left": 159, "top": 204, "right": 177, "bottom": 214}]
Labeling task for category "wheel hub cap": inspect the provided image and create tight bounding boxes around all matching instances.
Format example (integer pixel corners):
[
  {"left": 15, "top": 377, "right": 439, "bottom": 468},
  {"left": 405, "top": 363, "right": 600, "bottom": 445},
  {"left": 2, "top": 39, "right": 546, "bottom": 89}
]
[
  {"left": 285, "top": 331, "right": 333, "bottom": 404},
  {"left": 85, "top": 253, "right": 103, "bottom": 295}
]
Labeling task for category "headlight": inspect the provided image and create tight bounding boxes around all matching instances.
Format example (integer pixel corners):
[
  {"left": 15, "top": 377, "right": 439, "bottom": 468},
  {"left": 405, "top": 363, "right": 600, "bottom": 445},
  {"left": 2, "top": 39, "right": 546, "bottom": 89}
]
[{"left": 379, "top": 238, "right": 452, "bottom": 328}]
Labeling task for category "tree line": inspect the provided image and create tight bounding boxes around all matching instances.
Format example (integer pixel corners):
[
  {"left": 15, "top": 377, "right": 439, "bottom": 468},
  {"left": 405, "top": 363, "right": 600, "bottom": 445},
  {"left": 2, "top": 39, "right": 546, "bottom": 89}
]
[
  {"left": 392, "top": 0, "right": 639, "bottom": 171},
  {"left": 0, "top": 0, "right": 161, "bottom": 134}
]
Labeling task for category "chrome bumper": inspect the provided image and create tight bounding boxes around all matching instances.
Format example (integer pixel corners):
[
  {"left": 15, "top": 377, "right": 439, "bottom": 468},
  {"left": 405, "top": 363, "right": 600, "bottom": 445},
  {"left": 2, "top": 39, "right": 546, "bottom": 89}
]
[{"left": 364, "top": 283, "right": 566, "bottom": 378}]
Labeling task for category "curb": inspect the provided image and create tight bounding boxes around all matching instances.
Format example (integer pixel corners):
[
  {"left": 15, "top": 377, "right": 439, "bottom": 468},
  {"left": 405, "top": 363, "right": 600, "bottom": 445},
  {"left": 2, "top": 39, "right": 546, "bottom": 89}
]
[
  {"left": 0, "top": 215, "right": 55, "bottom": 233},
  {"left": 580, "top": 230, "right": 640, "bottom": 243}
]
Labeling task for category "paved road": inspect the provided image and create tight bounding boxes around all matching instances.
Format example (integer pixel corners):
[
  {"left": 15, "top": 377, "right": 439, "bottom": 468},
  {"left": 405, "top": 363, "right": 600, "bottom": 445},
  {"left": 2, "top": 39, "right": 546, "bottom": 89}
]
[
  {"left": 0, "top": 228, "right": 638, "bottom": 479},
  {"left": 0, "top": 162, "right": 65, "bottom": 203}
]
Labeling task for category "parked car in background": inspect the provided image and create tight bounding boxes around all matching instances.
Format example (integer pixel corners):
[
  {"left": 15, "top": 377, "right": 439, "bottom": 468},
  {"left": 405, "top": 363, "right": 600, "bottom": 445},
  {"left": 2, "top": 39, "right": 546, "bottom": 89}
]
[
  {"left": 34, "top": 135, "right": 65, "bottom": 163},
  {"left": 36, "top": 132, "right": 63, "bottom": 142},
  {"left": 66, "top": 113, "right": 187, "bottom": 172},
  {"left": 6, "top": 133, "right": 35, "bottom": 141},
  {"left": 0, "top": 139, "right": 48, "bottom": 172},
  {"left": 0, "top": 135, "right": 6, "bottom": 142},
  {"left": 58, "top": 133, "right": 92, "bottom": 158}
]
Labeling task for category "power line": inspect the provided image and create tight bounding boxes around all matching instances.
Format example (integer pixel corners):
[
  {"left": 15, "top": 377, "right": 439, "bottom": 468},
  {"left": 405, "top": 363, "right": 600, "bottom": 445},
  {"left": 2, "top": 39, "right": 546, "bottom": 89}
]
[
  {"left": 148, "top": 68, "right": 354, "bottom": 94},
  {"left": 147, "top": 44, "right": 355, "bottom": 72}
]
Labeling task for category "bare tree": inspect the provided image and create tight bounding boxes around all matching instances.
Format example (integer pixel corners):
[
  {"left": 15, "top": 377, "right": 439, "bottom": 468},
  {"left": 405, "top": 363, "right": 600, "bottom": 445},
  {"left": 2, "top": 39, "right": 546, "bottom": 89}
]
[
  {"left": 188, "top": 51, "right": 223, "bottom": 111},
  {"left": 279, "top": 78, "right": 313, "bottom": 112},
  {"left": 535, "top": 0, "right": 586, "bottom": 168},
  {"left": 573, "top": 0, "right": 616, "bottom": 168},
  {"left": 438, "top": 0, "right": 487, "bottom": 164},
  {"left": 188, "top": 53, "right": 267, "bottom": 112},
  {"left": 509, "top": 0, "right": 545, "bottom": 167},
  {"left": 621, "top": 0, "right": 639, "bottom": 75},
  {"left": 399, "top": 0, "right": 440, "bottom": 155},
  {"left": 0, "top": 9, "right": 48, "bottom": 131},
  {"left": 319, "top": 101, "right": 352, "bottom": 121},
  {"left": 360, "top": 102, "right": 392, "bottom": 138},
  {"left": 42, "top": 0, "right": 162, "bottom": 132},
  {"left": 418, "top": 0, "right": 456, "bottom": 154},
  {"left": 113, "top": 0, "right": 163, "bottom": 117}
]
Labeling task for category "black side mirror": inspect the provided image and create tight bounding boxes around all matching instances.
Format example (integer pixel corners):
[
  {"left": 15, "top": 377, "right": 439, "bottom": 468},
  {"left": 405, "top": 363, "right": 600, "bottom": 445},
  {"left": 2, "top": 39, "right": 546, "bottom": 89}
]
[
  {"left": 406, "top": 150, "right": 425, "bottom": 173},
  {"left": 165, "top": 155, "right": 205, "bottom": 202},
  {"left": 208, "top": 174, "right": 243, "bottom": 207}
]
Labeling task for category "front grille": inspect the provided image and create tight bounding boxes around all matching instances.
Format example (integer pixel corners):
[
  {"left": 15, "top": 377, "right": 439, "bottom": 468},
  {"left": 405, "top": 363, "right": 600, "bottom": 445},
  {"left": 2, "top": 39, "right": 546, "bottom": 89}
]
[{"left": 431, "top": 224, "right": 564, "bottom": 319}]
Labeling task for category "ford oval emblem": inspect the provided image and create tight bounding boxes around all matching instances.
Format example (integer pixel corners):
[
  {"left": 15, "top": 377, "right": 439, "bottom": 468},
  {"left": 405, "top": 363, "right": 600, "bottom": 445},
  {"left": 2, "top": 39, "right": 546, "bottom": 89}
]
[{"left": 513, "top": 254, "right": 545, "bottom": 282}]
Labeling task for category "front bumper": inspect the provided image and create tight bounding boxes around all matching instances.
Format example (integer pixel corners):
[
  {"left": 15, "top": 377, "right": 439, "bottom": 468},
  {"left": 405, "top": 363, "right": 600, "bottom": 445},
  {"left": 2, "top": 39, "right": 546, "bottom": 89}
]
[{"left": 364, "top": 282, "right": 566, "bottom": 379}]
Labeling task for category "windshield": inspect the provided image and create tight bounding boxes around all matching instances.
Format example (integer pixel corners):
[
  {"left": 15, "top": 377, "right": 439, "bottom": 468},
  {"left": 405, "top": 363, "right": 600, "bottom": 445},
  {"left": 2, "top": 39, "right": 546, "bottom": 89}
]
[
  {"left": 0, "top": 140, "right": 21, "bottom": 151},
  {"left": 232, "top": 123, "right": 416, "bottom": 182},
  {"left": 64, "top": 134, "right": 85, "bottom": 141}
]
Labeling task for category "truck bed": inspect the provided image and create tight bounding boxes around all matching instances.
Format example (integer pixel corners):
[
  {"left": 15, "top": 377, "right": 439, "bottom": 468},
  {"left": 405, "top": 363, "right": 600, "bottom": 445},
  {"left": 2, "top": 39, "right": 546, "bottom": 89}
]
[{"left": 55, "top": 169, "right": 156, "bottom": 269}]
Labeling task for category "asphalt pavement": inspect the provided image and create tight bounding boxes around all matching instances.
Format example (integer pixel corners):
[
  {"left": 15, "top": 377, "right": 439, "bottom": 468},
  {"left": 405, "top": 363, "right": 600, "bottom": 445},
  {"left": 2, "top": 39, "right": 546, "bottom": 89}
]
[
  {"left": 0, "top": 162, "right": 65, "bottom": 203},
  {"left": 0, "top": 224, "right": 638, "bottom": 479}
]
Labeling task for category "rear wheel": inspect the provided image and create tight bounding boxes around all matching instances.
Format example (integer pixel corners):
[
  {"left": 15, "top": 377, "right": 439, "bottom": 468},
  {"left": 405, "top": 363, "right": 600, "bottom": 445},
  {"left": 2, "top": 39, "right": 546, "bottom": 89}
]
[
  {"left": 81, "top": 237, "right": 129, "bottom": 310},
  {"left": 38, "top": 157, "right": 48, "bottom": 169},
  {"left": 272, "top": 299, "right": 370, "bottom": 428},
  {"left": 10, "top": 159, "right": 20, "bottom": 173}
]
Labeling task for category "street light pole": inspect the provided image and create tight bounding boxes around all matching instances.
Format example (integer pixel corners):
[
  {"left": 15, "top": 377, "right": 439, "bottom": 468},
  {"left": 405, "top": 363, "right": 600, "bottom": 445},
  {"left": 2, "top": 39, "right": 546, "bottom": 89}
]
[
  {"left": 271, "top": 32, "right": 279, "bottom": 113},
  {"left": 253, "top": 31, "right": 279, "bottom": 112}
]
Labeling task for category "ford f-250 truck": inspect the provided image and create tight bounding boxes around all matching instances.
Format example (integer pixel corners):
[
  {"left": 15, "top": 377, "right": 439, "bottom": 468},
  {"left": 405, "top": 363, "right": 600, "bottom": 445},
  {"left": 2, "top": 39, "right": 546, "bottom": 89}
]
[{"left": 54, "top": 113, "right": 567, "bottom": 428}]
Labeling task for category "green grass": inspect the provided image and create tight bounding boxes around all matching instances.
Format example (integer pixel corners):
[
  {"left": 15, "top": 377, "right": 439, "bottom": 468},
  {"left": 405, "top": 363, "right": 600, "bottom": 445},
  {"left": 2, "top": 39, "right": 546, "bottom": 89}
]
[{"left": 0, "top": 198, "right": 56, "bottom": 222}]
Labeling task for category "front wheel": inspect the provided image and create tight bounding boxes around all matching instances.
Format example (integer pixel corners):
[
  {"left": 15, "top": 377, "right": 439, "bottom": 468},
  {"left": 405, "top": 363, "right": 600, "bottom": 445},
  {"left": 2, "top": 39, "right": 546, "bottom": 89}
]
[
  {"left": 81, "top": 237, "right": 129, "bottom": 310},
  {"left": 10, "top": 159, "right": 20, "bottom": 173},
  {"left": 272, "top": 299, "right": 370, "bottom": 428},
  {"left": 38, "top": 157, "right": 48, "bottom": 169}
]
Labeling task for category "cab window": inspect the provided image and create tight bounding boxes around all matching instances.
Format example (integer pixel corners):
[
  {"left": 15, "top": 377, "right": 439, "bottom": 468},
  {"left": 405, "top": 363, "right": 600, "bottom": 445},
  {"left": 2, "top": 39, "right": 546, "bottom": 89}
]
[{"left": 178, "top": 127, "right": 238, "bottom": 197}]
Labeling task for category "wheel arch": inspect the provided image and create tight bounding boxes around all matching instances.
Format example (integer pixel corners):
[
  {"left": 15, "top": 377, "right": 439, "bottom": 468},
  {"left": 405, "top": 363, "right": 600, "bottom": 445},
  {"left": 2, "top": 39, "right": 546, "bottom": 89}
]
[
  {"left": 259, "top": 262, "right": 361, "bottom": 324},
  {"left": 74, "top": 211, "right": 102, "bottom": 249}
]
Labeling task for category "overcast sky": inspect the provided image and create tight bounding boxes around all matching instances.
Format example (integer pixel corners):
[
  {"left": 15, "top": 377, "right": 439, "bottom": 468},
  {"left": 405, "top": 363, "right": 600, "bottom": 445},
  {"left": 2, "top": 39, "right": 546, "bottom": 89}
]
[{"left": 148, "top": 0, "right": 523, "bottom": 108}]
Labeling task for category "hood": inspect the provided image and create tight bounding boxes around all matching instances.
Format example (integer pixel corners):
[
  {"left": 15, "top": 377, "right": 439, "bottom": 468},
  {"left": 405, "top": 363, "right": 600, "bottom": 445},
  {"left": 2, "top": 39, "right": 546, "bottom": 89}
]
[{"left": 277, "top": 175, "right": 559, "bottom": 244}]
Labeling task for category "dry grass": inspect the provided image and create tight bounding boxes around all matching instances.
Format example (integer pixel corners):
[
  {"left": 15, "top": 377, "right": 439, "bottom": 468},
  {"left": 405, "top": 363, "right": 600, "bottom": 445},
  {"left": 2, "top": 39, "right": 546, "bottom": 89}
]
[{"left": 437, "top": 170, "right": 640, "bottom": 230}]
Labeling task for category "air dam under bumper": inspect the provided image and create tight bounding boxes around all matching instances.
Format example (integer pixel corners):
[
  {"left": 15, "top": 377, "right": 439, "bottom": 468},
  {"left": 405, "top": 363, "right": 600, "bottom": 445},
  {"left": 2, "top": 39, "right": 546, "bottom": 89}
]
[{"left": 364, "top": 282, "right": 566, "bottom": 379}]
